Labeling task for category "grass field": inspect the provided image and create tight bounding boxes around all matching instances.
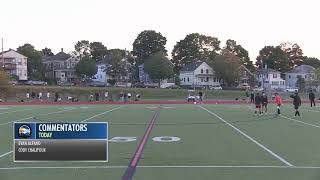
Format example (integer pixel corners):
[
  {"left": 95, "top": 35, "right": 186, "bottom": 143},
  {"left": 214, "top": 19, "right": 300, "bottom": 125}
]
[{"left": 1, "top": 103, "right": 320, "bottom": 179}]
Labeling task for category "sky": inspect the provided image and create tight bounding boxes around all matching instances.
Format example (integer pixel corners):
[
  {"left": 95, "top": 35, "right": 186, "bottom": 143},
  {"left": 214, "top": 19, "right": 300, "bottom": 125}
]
[{"left": 1, "top": 0, "right": 319, "bottom": 62}]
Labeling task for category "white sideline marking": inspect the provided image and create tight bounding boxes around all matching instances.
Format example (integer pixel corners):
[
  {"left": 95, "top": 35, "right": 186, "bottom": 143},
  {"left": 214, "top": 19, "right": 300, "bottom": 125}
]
[
  {"left": 81, "top": 106, "right": 124, "bottom": 122},
  {"left": 0, "top": 109, "right": 74, "bottom": 126},
  {"left": 302, "top": 108, "right": 320, "bottom": 113},
  {"left": 3, "top": 165, "right": 320, "bottom": 170},
  {"left": 281, "top": 115, "right": 320, "bottom": 128},
  {"left": 199, "top": 106, "right": 293, "bottom": 167},
  {"left": 0, "top": 151, "right": 13, "bottom": 158},
  {"left": 0, "top": 108, "right": 36, "bottom": 115}
]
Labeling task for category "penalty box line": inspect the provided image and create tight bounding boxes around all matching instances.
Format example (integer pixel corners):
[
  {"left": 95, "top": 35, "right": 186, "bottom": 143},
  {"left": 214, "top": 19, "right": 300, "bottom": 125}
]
[{"left": 199, "top": 106, "right": 293, "bottom": 167}]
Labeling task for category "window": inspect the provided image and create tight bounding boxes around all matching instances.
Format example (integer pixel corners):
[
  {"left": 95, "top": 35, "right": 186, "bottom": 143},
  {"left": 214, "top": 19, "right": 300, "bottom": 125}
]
[
  {"left": 201, "top": 69, "right": 203, "bottom": 74},
  {"left": 273, "top": 74, "right": 277, "bottom": 78},
  {"left": 187, "top": 77, "right": 189, "bottom": 82},
  {"left": 201, "top": 78, "right": 204, "bottom": 82},
  {"left": 184, "top": 78, "right": 185, "bottom": 82},
  {"left": 289, "top": 75, "right": 291, "bottom": 79},
  {"left": 206, "top": 69, "right": 209, "bottom": 74},
  {"left": 206, "top": 77, "right": 209, "bottom": 82},
  {"left": 243, "top": 71, "right": 247, "bottom": 77},
  {"left": 305, "top": 75, "right": 307, "bottom": 79}
]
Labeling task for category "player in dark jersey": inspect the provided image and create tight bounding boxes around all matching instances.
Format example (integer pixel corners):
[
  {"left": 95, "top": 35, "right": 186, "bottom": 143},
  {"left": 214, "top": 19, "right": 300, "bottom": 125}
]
[
  {"left": 254, "top": 93, "right": 262, "bottom": 115},
  {"left": 261, "top": 92, "right": 268, "bottom": 114},
  {"left": 290, "top": 92, "right": 302, "bottom": 117}
]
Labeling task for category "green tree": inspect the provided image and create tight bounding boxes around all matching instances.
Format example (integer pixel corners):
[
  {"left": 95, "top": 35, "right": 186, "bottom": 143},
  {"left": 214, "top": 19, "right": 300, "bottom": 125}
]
[
  {"left": 74, "top": 40, "right": 90, "bottom": 58},
  {"left": 315, "top": 68, "right": 320, "bottom": 80},
  {"left": 0, "top": 70, "right": 13, "bottom": 101},
  {"left": 90, "top": 42, "right": 107, "bottom": 61},
  {"left": 171, "top": 33, "right": 221, "bottom": 72},
  {"left": 256, "top": 46, "right": 290, "bottom": 73},
  {"left": 144, "top": 52, "right": 174, "bottom": 87},
  {"left": 280, "top": 42, "right": 303, "bottom": 68},
  {"left": 17, "top": 44, "right": 44, "bottom": 80},
  {"left": 41, "top": 47, "right": 54, "bottom": 56},
  {"left": 296, "top": 76, "right": 306, "bottom": 91},
  {"left": 224, "top": 39, "right": 255, "bottom": 72},
  {"left": 132, "top": 30, "right": 167, "bottom": 65},
  {"left": 210, "top": 50, "right": 241, "bottom": 87},
  {"left": 104, "top": 49, "right": 129, "bottom": 83},
  {"left": 302, "top": 56, "right": 320, "bottom": 68},
  {"left": 75, "top": 56, "right": 97, "bottom": 78}
]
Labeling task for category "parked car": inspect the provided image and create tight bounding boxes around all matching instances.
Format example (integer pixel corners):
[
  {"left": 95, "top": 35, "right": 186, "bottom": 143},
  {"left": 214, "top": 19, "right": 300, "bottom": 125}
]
[
  {"left": 132, "top": 82, "right": 146, "bottom": 88},
  {"left": 190, "top": 85, "right": 205, "bottom": 90},
  {"left": 285, "top": 88, "right": 299, "bottom": 92},
  {"left": 253, "top": 86, "right": 263, "bottom": 91},
  {"left": 160, "top": 83, "right": 175, "bottom": 89},
  {"left": 165, "top": 84, "right": 180, "bottom": 89},
  {"left": 209, "top": 85, "right": 222, "bottom": 90},
  {"left": 25, "top": 80, "right": 47, "bottom": 86},
  {"left": 145, "top": 83, "right": 158, "bottom": 88},
  {"left": 87, "top": 81, "right": 107, "bottom": 87},
  {"left": 9, "top": 80, "right": 18, "bottom": 85},
  {"left": 238, "top": 84, "right": 250, "bottom": 89}
]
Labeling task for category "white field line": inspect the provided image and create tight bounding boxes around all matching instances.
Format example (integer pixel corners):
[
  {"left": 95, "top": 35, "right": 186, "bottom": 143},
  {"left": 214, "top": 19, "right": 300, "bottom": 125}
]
[
  {"left": 81, "top": 106, "right": 124, "bottom": 122},
  {"left": 0, "top": 108, "right": 45, "bottom": 115},
  {"left": 3, "top": 165, "right": 320, "bottom": 170},
  {"left": 280, "top": 115, "right": 320, "bottom": 128},
  {"left": 0, "top": 151, "right": 13, "bottom": 158},
  {"left": 302, "top": 108, "right": 320, "bottom": 113},
  {"left": 199, "top": 106, "right": 293, "bottom": 167},
  {"left": 0, "top": 108, "right": 74, "bottom": 126}
]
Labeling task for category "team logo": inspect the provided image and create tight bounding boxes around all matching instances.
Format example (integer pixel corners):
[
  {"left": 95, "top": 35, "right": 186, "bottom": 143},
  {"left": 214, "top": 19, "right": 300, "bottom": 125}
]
[{"left": 18, "top": 124, "right": 32, "bottom": 138}]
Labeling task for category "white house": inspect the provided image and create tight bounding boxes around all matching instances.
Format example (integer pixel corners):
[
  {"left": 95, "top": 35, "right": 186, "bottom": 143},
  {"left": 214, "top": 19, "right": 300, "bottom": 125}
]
[
  {"left": 92, "top": 62, "right": 107, "bottom": 83},
  {"left": 0, "top": 49, "right": 28, "bottom": 80},
  {"left": 179, "top": 61, "right": 219, "bottom": 86},
  {"left": 285, "top": 65, "right": 315, "bottom": 88},
  {"left": 91, "top": 57, "right": 131, "bottom": 85},
  {"left": 257, "top": 68, "right": 285, "bottom": 90}
]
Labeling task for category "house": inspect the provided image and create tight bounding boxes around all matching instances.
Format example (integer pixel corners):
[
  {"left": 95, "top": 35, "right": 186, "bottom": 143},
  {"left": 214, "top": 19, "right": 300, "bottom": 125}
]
[
  {"left": 138, "top": 64, "right": 151, "bottom": 83},
  {"left": 42, "top": 48, "right": 79, "bottom": 83},
  {"left": 257, "top": 68, "right": 285, "bottom": 90},
  {"left": 92, "top": 61, "right": 107, "bottom": 83},
  {"left": 285, "top": 65, "right": 315, "bottom": 88},
  {"left": 179, "top": 61, "right": 219, "bottom": 87},
  {"left": 237, "top": 65, "right": 256, "bottom": 87},
  {"left": 91, "top": 56, "right": 132, "bottom": 85},
  {"left": 0, "top": 49, "right": 28, "bottom": 80}
]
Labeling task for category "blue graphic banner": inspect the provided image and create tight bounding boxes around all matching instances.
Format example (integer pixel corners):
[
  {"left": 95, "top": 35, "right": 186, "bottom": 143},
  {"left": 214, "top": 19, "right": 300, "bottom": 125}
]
[{"left": 14, "top": 122, "right": 108, "bottom": 139}]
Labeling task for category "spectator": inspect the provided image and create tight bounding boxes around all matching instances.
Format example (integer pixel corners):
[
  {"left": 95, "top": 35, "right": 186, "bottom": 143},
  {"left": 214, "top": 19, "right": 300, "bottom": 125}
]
[
  {"left": 26, "top": 92, "right": 30, "bottom": 99},
  {"left": 104, "top": 92, "right": 109, "bottom": 100},
  {"left": 47, "top": 92, "right": 50, "bottom": 100},
  {"left": 54, "top": 92, "right": 59, "bottom": 102},
  {"left": 95, "top": 92, "right": 99, "bottom": 101}
]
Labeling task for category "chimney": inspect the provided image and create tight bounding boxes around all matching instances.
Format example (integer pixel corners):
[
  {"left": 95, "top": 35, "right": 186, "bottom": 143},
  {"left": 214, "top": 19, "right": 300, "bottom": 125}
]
[{"left": 61, "top": 48, "right": 64, "bottom": 52}]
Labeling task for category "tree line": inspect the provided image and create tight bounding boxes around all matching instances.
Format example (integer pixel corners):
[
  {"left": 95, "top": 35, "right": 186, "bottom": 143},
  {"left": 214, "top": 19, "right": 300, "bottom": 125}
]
[{"left": 9, "top": 30, "right": 320, "bottom": 86}]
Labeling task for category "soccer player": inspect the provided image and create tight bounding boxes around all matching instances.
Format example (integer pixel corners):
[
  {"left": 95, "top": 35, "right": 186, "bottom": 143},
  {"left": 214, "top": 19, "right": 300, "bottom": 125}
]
[
  {"left": 199, "top": 91, "right": 203, "bottom": 103},
  {"left": 309, "top": 90, "right": 316, "bottom": 107},
  {"left": 290, "top": 92, "right": 302, "bottom": 117},
  {"left": 261, "top": 92, "right": 268, "bottom": 114},
  {"left": 254, "top": 93, "right": 262, "bottom": 115},
  {"left": 250, "top": 91, "right": 255, "bottom": 103},
  {"left": 275, "top": 93, "right": 282, "bottom": 115}
]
